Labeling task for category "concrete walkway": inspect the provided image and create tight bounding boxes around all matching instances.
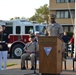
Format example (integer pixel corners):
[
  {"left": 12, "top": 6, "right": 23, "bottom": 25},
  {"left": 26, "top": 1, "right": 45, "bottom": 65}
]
[{"left": 0, "top": 58, "right": 76, "bottom": 75}]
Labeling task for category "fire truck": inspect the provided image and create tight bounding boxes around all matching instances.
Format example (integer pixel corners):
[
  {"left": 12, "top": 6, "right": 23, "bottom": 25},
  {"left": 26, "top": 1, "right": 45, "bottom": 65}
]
[{"left": 2, "top": 19, "right": 46, "bottom": 58}]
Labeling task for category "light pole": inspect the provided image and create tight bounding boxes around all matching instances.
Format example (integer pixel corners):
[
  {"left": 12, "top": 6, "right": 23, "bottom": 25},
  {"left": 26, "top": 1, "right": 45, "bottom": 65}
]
[{"left": 74, "top": 1, "right": 76, "bottom": 58}]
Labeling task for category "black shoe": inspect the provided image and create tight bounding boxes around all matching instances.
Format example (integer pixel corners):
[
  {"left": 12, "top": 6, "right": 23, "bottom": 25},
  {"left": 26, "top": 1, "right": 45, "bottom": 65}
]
[
  {"left": 21, "top": 66, "right": 26, "bottom": 70},
  {"left": 30, "top": 66, "right": 34, "bottom": 70}
]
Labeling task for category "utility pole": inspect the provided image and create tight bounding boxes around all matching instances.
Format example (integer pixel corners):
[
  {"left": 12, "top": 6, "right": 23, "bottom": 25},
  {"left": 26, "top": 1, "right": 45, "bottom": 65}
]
[{"left": 74, "top": 1, "right": 76, "bottom": 58}]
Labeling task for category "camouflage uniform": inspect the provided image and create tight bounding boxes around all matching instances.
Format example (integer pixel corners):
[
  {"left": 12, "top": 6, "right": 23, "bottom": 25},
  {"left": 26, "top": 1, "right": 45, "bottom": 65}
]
[
  {"left": 47, "top": 14, "right": 65, "bottom": 58},
  {"left": 47, "top": 23, "right": 63, "bottom": 36},
  {"left": 47, "top": 14, "right": 63, "bottom": 36}
]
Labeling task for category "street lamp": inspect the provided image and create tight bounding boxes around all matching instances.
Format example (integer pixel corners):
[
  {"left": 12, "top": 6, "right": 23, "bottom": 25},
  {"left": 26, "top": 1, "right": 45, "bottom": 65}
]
[{"left": 74, "top": 1, "right": 76, "bottom": 58}]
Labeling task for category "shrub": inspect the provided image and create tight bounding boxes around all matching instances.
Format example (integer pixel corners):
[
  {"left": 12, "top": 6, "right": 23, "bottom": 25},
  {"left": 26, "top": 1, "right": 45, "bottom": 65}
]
[{"left": 67, "top": 32, "right": 74, "bottom": 40}]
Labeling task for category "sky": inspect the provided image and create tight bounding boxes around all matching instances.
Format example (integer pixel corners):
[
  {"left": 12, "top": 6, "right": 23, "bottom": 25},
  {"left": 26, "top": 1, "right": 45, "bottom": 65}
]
[{"left": 0, "top": 0, "right": 49, "bottom": 20}]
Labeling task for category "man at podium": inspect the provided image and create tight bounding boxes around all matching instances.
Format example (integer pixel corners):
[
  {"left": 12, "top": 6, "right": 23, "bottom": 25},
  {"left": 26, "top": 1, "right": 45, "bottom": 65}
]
[
  {"left": 39, "top": 14, "right": 64, "bottom": 75},
  {"left": 46, "top": 14, "right": 66, "bottom": 53},
  {"left": 47, "top": 14, "right": 63, "bottom": 38}
]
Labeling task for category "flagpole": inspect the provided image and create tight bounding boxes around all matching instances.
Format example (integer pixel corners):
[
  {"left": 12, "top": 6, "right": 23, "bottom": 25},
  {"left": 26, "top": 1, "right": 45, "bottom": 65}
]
[{"left": 74, "top": 1, "right": 76, "bottom": 58}]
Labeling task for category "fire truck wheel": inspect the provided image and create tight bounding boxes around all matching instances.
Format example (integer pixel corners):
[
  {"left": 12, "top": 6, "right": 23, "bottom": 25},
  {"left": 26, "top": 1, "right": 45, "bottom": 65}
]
[{"left": 12, "top": 44, "right": 24, "bottom": 58}]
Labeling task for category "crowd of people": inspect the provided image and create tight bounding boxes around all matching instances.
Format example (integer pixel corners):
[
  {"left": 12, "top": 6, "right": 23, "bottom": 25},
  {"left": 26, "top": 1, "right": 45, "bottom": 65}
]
[{"left": 0, "top": 14, "right": 75, "bottom": 70}]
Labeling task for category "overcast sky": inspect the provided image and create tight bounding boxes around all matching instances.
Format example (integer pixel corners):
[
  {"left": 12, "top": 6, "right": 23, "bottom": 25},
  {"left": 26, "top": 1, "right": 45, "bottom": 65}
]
[{"left": 0, "top": 0, "right": 49, "bottom": 20}]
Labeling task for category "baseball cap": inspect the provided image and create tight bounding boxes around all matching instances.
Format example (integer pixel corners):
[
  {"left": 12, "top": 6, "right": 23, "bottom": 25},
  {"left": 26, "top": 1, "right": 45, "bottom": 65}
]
[
  {"left": 50, "top": 14, "right": 56, "bottom": 18},
  {"left": 0, "top": 22, "right": 6, "bottom": 27}
]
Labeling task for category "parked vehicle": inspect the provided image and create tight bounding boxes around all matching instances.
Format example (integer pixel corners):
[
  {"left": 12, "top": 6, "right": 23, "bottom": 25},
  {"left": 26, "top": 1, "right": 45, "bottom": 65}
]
[{"left": 0, "top": 19, "right": 46, "bottom": 58}]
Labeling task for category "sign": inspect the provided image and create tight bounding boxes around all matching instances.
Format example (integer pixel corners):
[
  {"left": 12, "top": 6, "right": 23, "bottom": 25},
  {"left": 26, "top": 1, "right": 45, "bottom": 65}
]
[{"left": 44, "top": 47, "right": 52, "bottom": 56}]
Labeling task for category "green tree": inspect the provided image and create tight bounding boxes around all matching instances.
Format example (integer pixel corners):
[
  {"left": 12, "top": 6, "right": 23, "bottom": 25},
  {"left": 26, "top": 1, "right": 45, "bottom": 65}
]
[
  {"left": 10, "top": 17, "right": 20, "bottom": 20},
  {"left": 10, "top": 17, "right": 27, "bottom": 20},
  {"left": 14, "top": 17, "right": 20, "bottom": 19},
  {"left": 29, "top": 4, "right": 49, "bottom": 24},
  {"left": 10, "top": 18, "right": 14, "bottom": 20},
  {"left": 29, "top": 15, "right": 36, "bottom": 21}
]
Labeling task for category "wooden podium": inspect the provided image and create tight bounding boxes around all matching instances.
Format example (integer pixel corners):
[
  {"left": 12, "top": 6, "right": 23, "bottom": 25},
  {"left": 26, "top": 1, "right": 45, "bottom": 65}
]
[{"left": 38, "top": 36, "right": 63, "bottom": 75}]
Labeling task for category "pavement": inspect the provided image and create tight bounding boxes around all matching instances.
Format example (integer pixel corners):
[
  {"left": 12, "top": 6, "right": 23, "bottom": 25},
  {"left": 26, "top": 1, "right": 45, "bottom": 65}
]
[{"left": 0, "top": 58, "right": 76, "bottom": 75}]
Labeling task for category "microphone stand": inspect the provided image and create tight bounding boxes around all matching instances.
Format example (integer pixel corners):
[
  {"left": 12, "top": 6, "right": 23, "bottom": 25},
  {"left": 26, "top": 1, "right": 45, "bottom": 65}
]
[
  {"left": 24, "top": 40, "right": 39, "bottom": 75},
  {"left": 34, "top": 41, "right": 36, "bottom": 74}
]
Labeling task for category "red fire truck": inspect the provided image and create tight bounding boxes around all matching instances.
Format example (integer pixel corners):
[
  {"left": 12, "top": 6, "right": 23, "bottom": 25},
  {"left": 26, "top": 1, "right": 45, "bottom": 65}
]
[{"left": 2, "top": 19, "right": 46, "bottom": 58}]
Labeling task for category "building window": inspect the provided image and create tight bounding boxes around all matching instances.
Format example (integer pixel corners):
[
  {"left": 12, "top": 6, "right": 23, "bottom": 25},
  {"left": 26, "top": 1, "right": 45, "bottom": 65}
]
[
  {"left": 56, "top": 10, "right": 75, "bottom": 18},
  {"left": 65, "top": 11, "right": 69, "bottom": 18},
  {"left": 56, "top": 11, "right": 60, "bottom": 18},
  {"left": 56, "top": 0, "right": 60, "bottom": 3},
  {"left": 61, "top": 11, "right": 65, "bottom": 18},
  {"left": 56, "top": 11, "right": 69, "bottom": 18},
  {"left": 56, "top": 0, "right": 75, "bottom": 3},
  {"left": 61, "top": 0, "right": 65, "bottom": 3},
  {"left": 69, "top": 0, "right": 75, "bottom": 2},
  {"left": 70, "top": 27, "right": 74, "bottom": 32},
  {"left": 71, "top": 10, "right": 75, "bottom": 18},
  {"left": 63, "top": 26, "right": 68, "bottom": 32},
  {"left": 62, "top": 25, "right": 74, "bottom": 32}
]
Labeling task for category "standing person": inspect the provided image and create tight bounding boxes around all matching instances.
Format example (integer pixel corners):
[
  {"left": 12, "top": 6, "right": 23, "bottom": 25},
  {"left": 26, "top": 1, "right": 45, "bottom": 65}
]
[
  {"left": 69, "top": 34, "right": 74, "bottom": 57},
  {"left": 62, "top": 32, "right": 69, "bottom": 43},
  {"left": 0, "top": 22, "right": 9, "bottom": 70},
  {"left": 21, "top": 34, "right": 39, "bottom": 70},
  {"left": 47, "top": 14, "right": 65, "bottom": 58},
  {"left": 62, "top": 31, "right": 69, "bottom": 58},
  {"left": 34, "top": 31, "right": 40, "bottom": 42},
  {"left": 47, "top": 14, "right": 63, "bottom": 38}
]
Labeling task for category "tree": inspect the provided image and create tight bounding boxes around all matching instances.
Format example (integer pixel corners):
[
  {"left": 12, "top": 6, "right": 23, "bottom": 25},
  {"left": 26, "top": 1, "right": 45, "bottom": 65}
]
[
  {"left": 29, "top": 15, "right": 36, "bottom": 21},
  {"left": 14, "top": 17, "right": 20, "bottom": 19},
  {"left": 29, "top": 4, "right": 49, "bottom": 24},
  {"left": 10, "top": 17, "right": 26, "bottom": 20},
  {"left": 10, "top": 18, "right": 14, "bottom": 20},
  {"left": 10, "top": 17, "right": 20, "bottom": 20}
]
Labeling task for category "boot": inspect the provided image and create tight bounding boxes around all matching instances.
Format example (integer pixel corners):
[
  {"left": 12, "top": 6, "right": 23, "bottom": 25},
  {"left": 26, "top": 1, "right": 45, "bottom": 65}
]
[
  {"left": 30, "top": 66, "right": 34, "bottom": 70},
  {"left": 21, "top": 66, "right": 26, "bottom": 70}
]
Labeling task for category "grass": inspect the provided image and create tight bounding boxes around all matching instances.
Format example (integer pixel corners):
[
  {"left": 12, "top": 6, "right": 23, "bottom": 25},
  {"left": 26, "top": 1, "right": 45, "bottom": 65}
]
[{"left": 2, "top": 63, "right": 17, "bottom": 67}]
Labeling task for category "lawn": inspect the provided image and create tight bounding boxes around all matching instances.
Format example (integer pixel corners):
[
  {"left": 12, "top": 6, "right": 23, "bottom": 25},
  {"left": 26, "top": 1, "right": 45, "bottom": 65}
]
[{"left": 2, "top": 63, "right": 17, "bottom": 67}]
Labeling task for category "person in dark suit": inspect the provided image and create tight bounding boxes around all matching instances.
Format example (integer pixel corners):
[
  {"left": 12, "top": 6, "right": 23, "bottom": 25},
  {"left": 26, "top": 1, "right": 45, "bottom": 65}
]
[
  {"left": 62, "top": 31, "right": 69, "bottom": 58},
  {"left": 0, "top": 22, "right": 9, "bottom": 70}
]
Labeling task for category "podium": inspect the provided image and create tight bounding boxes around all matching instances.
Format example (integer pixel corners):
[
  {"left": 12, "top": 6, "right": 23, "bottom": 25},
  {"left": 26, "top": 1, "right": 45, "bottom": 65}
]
[{"left": 38, "top": 36, "right": 63, "bottom": 75}]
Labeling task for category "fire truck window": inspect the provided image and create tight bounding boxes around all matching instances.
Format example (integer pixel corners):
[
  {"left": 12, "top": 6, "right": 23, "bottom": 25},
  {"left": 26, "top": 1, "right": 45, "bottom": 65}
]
[
  {"left": 6, "top": 22, "right": 13, "bottom": 25},
  {"left": 25, "top": 26, "right": 34, "bottom": 34},
  {"left": 16, "top": 26, "right": 21, "bottom": 34},
  {"left": 6, "top": 26, "right": 13, "bottom": 34},
  {"left": 35, "top": 25, "right": 46, "bottom": 35}
]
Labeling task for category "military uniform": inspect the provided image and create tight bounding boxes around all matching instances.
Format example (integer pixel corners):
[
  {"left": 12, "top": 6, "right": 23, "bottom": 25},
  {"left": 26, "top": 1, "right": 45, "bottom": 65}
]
[
  {"left": 47, "top": 14, "right": 65, "bottom": 58},
  {"left": 0, "top": 22, "right": 9, "bottom": 70},
  {"left": 47, "top": 22, "right": 63, "bottom": 36},
  {"left": 21, "top": 34, "right": 39, "bottom": 70},
  {"left": 47, "top": 14, "right": 63, "bottom": 37}
]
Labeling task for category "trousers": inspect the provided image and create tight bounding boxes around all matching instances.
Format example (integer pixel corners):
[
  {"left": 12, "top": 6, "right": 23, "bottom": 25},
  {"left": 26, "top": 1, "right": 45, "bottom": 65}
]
[
  {"left": 21, "top": 53, "right": 35, "bottom": 68},
  {"left": 0, "top": 51, "right": 7, "bottom": 70}
]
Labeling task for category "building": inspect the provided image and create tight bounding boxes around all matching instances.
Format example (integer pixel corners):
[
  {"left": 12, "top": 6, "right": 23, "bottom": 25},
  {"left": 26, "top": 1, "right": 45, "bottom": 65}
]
[{"left": 49, "top": 0, "right": 75, "bottom": 32}]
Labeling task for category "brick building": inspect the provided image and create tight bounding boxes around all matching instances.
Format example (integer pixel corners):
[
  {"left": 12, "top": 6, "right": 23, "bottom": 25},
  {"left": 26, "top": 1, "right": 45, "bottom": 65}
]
[{"left": 49, "top": 0, "right": 75, "bottom": 32}]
